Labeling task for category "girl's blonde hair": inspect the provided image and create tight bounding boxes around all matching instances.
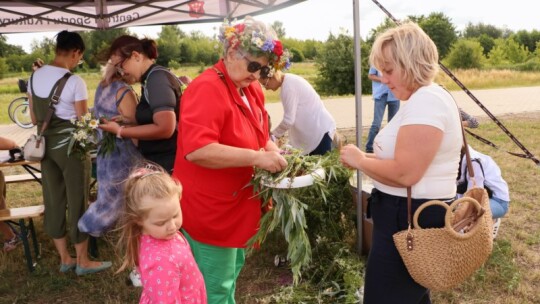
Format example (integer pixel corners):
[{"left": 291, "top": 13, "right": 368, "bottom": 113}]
[
  {"left": 115, "top": 163, "right": 183, "bottom": 273},
  {"left": 369, "top": 21, "right": 439, "bottom": 91},
  {"left": 100, "top": 59, "right": 138, "bottom": 88}
]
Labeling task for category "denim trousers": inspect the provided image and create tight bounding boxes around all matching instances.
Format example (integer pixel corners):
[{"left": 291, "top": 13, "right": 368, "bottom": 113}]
[
  {"left": 365, "top": 94, "right": 400, "bottom": 152},
  {"left": 490, "top": 197, "right": 509, "bottom": 218}
]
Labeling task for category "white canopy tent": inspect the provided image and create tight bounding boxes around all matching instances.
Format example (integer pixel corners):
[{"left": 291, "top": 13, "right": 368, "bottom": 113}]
[
  {"left": 0, "top": 0, "right": 307, "bottom": 33},
  {"left": 0, "top": 0, "right": 366, "bottom": 254}
]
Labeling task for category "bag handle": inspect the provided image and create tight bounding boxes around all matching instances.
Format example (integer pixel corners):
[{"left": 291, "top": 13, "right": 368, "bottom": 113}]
[{"left": 39, "top": 72, "right": 72, "bottom": 136}]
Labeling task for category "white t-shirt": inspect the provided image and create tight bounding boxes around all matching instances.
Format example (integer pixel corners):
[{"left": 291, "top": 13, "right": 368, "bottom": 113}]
[
  {"left": 373, "top": 84, "right": 462, "bottom": 199},
  {"left": 457, "top": 145, "right": 510, "bottom": 201},
  {"left": 28, "top": 65, "right": 88, "bottom": 120},
  {"left": 273, "top": 74, "right": 336, "bottom": 154}
]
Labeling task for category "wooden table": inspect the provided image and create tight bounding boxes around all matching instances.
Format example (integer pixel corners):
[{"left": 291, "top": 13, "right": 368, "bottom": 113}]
[
  {"left": 0, "top": 161, "right": 43, "bottom": 271},
  {"left": 0, "top": 159, "right": 41, "bottom": 185}
]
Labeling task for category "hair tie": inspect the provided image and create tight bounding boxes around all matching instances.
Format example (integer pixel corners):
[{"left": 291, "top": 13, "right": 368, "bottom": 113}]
[{"left": 129, "top": 164, "right": 161, "bottom": 179}]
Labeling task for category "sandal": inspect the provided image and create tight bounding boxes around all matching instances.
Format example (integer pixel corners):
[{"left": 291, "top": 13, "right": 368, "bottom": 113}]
[{"left": 3, "top": 235, "right": 21, "bottom": 252}]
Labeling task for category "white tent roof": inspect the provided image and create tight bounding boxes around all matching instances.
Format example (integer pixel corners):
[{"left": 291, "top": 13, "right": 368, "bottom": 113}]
[{"left": 0, "top": 0, "right": 306, "bottom": 34}]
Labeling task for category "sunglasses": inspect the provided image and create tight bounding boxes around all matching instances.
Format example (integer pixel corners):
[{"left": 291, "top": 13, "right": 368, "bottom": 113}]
[{"left": 241, "top": 55, "right": 271, "bottom": 78}]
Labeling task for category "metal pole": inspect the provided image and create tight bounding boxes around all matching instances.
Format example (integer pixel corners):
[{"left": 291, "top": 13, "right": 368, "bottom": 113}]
[{"left": 352, "top": 0, "right": 363, "bottom": 255}]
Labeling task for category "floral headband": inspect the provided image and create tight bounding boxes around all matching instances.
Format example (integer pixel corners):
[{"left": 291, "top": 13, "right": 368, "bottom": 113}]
[{"left": 219, "top": 18, "right": 292, "bottom": 77}]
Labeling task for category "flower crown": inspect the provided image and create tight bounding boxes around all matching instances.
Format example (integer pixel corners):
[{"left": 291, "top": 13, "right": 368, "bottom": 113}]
[{"left": 219, "top": 18, "right": 292, "bottom": 76}]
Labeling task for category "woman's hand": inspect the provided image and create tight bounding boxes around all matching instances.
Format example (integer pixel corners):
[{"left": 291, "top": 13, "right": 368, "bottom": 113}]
[
  {"left": 253, "top": 150, "right": 288, "bottom": 173},
  {"left": 340, "top": 144, "right": 365, "bottom": 169},
  {"left": 99, "top": 118, "right": 122, "bottom": 135}
]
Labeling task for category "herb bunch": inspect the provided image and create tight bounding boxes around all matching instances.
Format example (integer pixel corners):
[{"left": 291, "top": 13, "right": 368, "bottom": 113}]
[{"left": 249, "top": 148, "right": 348, "bottom": 284}]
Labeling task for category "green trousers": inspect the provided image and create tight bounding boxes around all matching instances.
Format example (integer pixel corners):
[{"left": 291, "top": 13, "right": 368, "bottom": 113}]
[
  {"left": 184, "top": 230, "right": 245, "bottom": 304},
  {"left": 41, "top": 133, "right": 90, "bottom": 244}
]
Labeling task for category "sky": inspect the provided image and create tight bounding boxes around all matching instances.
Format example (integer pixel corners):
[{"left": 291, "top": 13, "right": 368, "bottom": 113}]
[{"left": 4, "top": 0, "right": 539, "bottom": 53}]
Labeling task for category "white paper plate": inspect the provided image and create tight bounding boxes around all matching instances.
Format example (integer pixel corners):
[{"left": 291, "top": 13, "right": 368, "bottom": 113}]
[{"left": 263, "top": 168, "right": 325, "bottom": 189}]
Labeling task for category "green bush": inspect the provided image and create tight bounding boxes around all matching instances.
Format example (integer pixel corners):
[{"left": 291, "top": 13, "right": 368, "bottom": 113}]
[
  {"left": 315, "top": 33, "right": 355, "bottom": 96},
  {"left": 445, "top": 39, "right": 485, "bottom": 69},
  {"left": 289, "top": 47, "right": 304, "bottom": 62}
]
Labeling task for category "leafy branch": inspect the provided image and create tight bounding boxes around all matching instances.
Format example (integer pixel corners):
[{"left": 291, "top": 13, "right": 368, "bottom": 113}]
[{"left": 248, "top": 149, "right": 348, "bottom": 284}]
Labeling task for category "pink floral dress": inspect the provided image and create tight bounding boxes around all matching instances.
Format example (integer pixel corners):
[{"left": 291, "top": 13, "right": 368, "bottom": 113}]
[{"left": 139, "top": 232, "right": 207, "bottom": 304}]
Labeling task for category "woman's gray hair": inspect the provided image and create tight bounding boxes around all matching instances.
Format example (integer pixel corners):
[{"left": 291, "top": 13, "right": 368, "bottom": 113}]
[{"left": 369, "top": 21, "right": 439, "bottom": 90}]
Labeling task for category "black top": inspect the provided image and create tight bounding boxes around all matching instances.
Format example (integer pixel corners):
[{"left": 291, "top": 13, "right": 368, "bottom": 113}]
[{"left": 136, "top": 64, "right": 181, "bottom": 173}]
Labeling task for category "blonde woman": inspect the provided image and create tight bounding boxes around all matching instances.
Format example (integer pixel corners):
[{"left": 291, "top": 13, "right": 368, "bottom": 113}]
[
  {"left": 78, "top": 58, "right": 142, "bottom": 237},
  {"left": 340, "top": 22, "right": 462, "bottom": 303}
]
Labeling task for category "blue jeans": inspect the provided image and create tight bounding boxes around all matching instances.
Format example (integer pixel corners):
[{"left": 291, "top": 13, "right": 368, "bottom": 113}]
[
  {"left": 365, "top": 94, "right": 400, "bottom": 152},
  {"left": 490, "top": 197, "right": 509, "bottom": 219}
]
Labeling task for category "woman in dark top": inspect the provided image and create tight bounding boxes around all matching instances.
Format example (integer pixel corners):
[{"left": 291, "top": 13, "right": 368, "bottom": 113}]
[{"left": 99, "top": 35, "right": 181, "bottom": 173}]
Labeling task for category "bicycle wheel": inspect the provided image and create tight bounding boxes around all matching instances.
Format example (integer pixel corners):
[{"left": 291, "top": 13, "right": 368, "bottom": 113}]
[
  {"left": 13, "top": 103, "right": 34, "bottom": 129},
  {"left": 8, "top": 96, "right": 28, "bottom": 122}
]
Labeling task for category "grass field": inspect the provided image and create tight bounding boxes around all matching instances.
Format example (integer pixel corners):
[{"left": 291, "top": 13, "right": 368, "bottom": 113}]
[
  {"left": 2, "top": 63, "right": 540, "bottom": 125},
  {"left": 0, "top": 111, "right": 539, "bottom": 303}
]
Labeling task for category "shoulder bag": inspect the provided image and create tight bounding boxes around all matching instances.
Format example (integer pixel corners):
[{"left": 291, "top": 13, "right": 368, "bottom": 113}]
[
  {"left": 392, "top": 102, "right": 494, "bottom": 291},
  {"left": 24, "top": 72, "right": 72, "bottom": 161}
]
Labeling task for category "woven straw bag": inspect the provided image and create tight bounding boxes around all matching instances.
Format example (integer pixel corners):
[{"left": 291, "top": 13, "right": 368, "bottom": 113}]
[{"left": 393, "top": 186, "right": 493, "bottom": 291}]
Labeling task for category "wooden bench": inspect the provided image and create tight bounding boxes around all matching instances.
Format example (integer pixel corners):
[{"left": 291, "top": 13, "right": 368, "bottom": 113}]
[
  {"left": 0, "top": 205, "right": 44, "bottom": 272},
  {"left": 5, "top": 173, "right": 42, "bottom": 184}
]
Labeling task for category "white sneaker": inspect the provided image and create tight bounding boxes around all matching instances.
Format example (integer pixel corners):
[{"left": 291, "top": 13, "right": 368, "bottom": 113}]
[
  {"left": 492, "top": 218, "right": 501, "bottom": 239},
  {"left": 129, "top": 269, "right": 142, "bottom": 287}
]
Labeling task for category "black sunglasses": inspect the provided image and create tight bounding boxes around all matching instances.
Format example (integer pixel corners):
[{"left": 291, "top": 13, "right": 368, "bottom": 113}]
[{"left": 242, "top": 55, "right": 271, "bottom": 78}]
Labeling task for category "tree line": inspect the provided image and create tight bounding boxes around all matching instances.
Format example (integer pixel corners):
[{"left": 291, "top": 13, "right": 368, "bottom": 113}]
[{"left": 1, "top": 14, "right": 540, "bottom": 96}]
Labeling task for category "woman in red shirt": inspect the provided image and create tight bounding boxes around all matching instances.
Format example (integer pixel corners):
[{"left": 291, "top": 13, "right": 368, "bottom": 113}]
[{"left": 173, "top": 16, "right": 291, "bottom": 303}]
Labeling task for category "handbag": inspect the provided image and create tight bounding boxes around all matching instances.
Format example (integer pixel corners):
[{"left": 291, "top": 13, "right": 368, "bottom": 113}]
[
  {"left": 23, "top": 134, "right": 46, "bottom": 162},
  {"left": 392, "top": 102, "right": 493, "bottom": 291},
  {"left": 23, "top": 72, "right": 72, "bottom": 162}
]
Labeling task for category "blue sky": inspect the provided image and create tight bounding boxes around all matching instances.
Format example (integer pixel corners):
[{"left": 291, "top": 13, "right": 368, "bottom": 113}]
[{"left": 5, "top": 0, "right": 538, "bottom": 53}]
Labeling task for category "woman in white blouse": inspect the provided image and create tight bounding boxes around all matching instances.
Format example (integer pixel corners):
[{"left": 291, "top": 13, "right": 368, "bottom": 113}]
[
  {"left": 340, "top": 22, "right": 462, "bottom": 303},
  {"left": 261, "top": 71, "right": 336, "bottom": 155}
]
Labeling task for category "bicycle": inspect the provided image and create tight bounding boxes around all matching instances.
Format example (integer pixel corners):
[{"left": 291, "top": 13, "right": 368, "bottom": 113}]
[{"left": 8, "top": 79, "right": 34, "bottom": 129}]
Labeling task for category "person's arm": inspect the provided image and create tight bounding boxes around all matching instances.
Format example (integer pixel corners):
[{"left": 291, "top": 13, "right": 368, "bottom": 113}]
[
  {"left": 186, "top": 143, "right": 287, "bottom": 173},
  {"left": 100, "top": 111, "right": 175, "bottom": 140},
  {"left": 115, "top": 87, "right": 138, "bottom": 125},
  {"left": 28, "top": 94, "right": 37, "bottom": 126},
  {"left": 340, "top": 124, "right": 443, "bottom": 187},
  {"left": 74, "top": 100, "right": 88, "bottom": 118},
  {"left": 0, "top": 137, "right": 18, "bottom": 150},
  {"left": 368, "top": 73, "right": 382, "bottom": 82},
  {"left": 272, "top": 86, "right": 299, "bottom": 138},
  {"left": 459, "top": 109, "right": 479, "bottom": 128},
  {"left": 265, "top": 139, "right": 281, "bottom": 153}
]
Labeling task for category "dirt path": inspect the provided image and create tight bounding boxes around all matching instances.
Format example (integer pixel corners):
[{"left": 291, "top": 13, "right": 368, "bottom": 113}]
[
  {"left": 266, "top": 85, "right": 540, "bottom": 130},
  {"left": 1, "top": 86, "right": 539, "bottom": 148}
]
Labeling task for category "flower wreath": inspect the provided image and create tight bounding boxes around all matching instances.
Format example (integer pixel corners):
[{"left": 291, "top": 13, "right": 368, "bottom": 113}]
[{"left": 219, "top": 18, "right": 292, "bottom": 76}]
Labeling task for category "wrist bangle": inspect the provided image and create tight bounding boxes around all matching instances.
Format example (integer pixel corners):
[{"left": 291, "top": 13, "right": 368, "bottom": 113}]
[{"left": 116, "top": 126, "right": 125, "bottom": 139}]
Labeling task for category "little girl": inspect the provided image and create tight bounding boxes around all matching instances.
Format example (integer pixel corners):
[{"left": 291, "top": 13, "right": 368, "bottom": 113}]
[{"left": 116, "top": 163, "right": 207, "bottom": 304}]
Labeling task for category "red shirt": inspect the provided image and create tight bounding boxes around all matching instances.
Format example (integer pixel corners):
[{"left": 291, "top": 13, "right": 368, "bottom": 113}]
[{"left": 173, "top": 60, "right": 270, "bottom": 248}]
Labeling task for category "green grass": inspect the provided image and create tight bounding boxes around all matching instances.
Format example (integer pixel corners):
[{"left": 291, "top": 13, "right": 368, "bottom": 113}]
[
  {"left": 1, "top": 66, "right": 540, "bottom": 302},
  {"left": 0, "top": 113, "right": 539, "bottom": 303}
]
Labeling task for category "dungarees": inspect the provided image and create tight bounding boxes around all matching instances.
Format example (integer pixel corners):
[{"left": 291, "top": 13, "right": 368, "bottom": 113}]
[{"left": 31, "top": 74, "right": 90, "bottom": 244}]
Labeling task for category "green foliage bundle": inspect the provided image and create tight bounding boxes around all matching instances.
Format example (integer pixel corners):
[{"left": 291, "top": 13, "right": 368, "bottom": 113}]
[{"left": 249, "top": 148, "right": 363, "bottom": 296}]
